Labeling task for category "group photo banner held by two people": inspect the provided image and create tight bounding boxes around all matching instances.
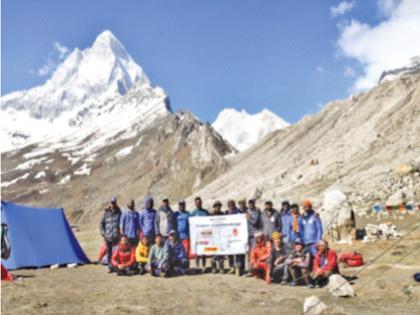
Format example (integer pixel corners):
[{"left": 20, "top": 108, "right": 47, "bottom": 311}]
[{"left": 189, "top": 214, "right": 248, "bottom": 256}]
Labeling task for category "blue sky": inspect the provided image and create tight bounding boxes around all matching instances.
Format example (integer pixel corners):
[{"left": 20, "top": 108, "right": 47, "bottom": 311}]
[{"left": 2, "top": 0, "right": 418, "bottom": 123}]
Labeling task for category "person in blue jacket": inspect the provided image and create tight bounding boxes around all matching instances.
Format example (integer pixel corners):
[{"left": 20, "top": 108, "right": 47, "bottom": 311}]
[
  {"left": 120, "top": 199, "right": 141, "bottom": 247},
  {"left": 165, "top": 230, "right": 189, "bottom": 275},
  {"left": 279, "top": 200, "right": 292, "bottom": 243},
  {"left": 139, "top": 197, "right": 158, "bottom": 244},
  {"left": 287, "top": 204, "right": 304, "bottom": 250},
  {"left": 191, "top": 197, "right": 209, "bottom": 272},
  {"left": 301, "top": 200, "right": 323, "bottom": 256},
  {"left": 174, "top": 200, "right": 190, "bottom": 259}
]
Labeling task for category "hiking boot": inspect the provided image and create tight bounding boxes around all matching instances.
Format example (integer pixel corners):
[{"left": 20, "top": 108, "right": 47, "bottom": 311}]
[{"left": 229, "top": 267, "right": 236, "bottom": 274}]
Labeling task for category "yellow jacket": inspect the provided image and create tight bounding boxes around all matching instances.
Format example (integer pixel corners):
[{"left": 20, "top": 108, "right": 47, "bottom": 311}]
[{"left": 135, "top": 242, "right": 149, "bottom": 263}]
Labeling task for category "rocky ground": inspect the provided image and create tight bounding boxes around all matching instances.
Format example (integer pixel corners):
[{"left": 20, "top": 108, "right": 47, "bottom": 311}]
[{"left": 2, "top": 215, "right": 419, "bottom": 315}]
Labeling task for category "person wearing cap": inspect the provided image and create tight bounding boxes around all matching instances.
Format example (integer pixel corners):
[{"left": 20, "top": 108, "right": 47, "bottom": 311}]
[
  {"left": 250, "top": 233, "right": 271, "bottom": 283},
  {"left": 269, "top": 232, "right": 289, "bottom": 284},
  {"left": 301, "top": 199, "right": 323, "bottom": 256},
  {"left": 225, "top": 200, "right": 246, "bottom": 276},
  {"left": 279, "top": 200, "right": 292, "bottom": 243},
  {"left": 165, "top": 230, "right": 189, "bottom": 276},
  {"left": 286, "top": 239, "right": 312, "bottom": 288},
  {"left": 260, "top": 201, "right": 281, "bottom": 240},
  {"left": 174, "top": 200, "right": 190, "bottom": 259},
  {"left": 100, "top": 197, "right": 122, "bottom": 272},
  {"left": 287, "top": 204, "right": 304, "bottom": 249},
  {"left": 147, "top": 234, "right": 169, "bottom": 277},
  {"left": 135, "top": 235, "right": 150, "bottom": 275},
  {"left": 191, "top": 197, "right": 210, "bottom": 272},
  {"left": 139, "top": 197, "right": 158, "bottom": 244},
  {"left": 120, "top": 199, "right": 141, "bottom": 247},
  {"left": 312, "top": 239, "right": 339, "bottom": 287},
  {"left": 210, "top": 201, "right": 225, "bottom": 273},
  {"left": 111, "top": 235, "right": 137, "bottom": 276},
  {"left": 157, "top": 198, "right": 177, "bottom": 240}
]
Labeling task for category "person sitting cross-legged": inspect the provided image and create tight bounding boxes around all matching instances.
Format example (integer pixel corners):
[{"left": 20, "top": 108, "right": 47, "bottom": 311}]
[
  {"left": 166, "top": 230, "right": 189, "bottom": 276},
  {"left": 135, "top": 235, "right": 150, "bottom": 275},
  {"left": 286, "top": 239, "right": 313, "bottom": 288},
  {"left": 269, "top": 232, "right": 289, "bottom": 285},
  {"left": 111, "top": 235, "right": 137, "bottom": 276},
  {"left": 250, "top": 233, "right": 271, "bottom": 284},
  {"left": 147, "top": 234, "right": 169, "bottom": 277},
  {"left": 312, "top": 239, "right": 339, "bottom": 287}
]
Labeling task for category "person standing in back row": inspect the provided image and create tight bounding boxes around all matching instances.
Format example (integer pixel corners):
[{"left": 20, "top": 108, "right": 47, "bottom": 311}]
[
  {"left": 245, "top": 199, "right": 260, "bottom": 276},
  {"left": 157, "top": 198, "right": 177, "bottom": 240},
  {"left": 191, "top": 197, "right": 209, "bottom": 273},
  {"left": 139, "top": 197, "right": 158, "bottom": 244},
  {"left": 260, "top": 201, "right": 281, "bottom": 240},
  {"left": 226, "top": 200, "right": 246, "bottom": 276},
  {"left": 175, "top": 200, "right": 190, "bottom": 259},
  {"left": 210, "top": 201, "right": 225, "bottom": 273},
  {"left": 100, "top": 197, "right": 122, "bottom": 273},
  {"left": 301, "top": 200, "right": 323, "bottom": 256},
  {"left": 279, "top": 200, "right": 292, "bottom": 244},
  {"left": 120, "top": 199, "right": 140, "bottom": 247}
]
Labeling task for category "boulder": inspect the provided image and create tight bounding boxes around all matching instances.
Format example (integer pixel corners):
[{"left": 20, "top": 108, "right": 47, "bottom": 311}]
[
  {"left": 395, "top": 164, "right": 413, "bottom": 177},
  {"left": 319, "top": 189, "right": 354, "bottom": 242},
  {"left": 328, "top": 274, "right": 355, "bottom": 297},
  {"left": 303, "top": 296, "right": 327, "bottom": 315},
  {"left": 386, "top": 189, "right": 412, "bottom": 206}
]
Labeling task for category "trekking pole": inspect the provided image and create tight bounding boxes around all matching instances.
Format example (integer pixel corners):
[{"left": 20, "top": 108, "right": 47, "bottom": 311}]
[{"left": 303, "top": 219, "right": 420, "bottom": 314}]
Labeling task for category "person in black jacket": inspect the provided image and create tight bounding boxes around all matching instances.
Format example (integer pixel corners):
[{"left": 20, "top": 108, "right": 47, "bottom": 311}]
[{"left": 100, "top": 197, "right": 122, "bottom": 272}]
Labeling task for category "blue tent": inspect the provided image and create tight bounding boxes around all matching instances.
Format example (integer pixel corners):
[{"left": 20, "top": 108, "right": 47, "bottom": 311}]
[{"left": 1, "top": 201, "right": 90, "bottom": 269}]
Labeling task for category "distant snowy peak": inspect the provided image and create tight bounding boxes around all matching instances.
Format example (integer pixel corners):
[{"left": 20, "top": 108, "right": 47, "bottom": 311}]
[
  {"left": 212, "top": 108, "right": 289, "bottom": 151},
  {"left": 379, "top": 56, "right": 420, "bottom": 84}
]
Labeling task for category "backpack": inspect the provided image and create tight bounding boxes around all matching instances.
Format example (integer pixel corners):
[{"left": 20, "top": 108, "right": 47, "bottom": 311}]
[
  {"left": 339, "top": 251, "right": 363, "bottom": 267},
  {"left": 1, "top": 223, "right": 11, "bottom": 260}
]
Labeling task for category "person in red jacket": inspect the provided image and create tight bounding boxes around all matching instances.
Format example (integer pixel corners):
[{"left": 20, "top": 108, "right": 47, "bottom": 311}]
[
  {"left": 250, "top": 233, "right": 272, "bottom": 284},
  {"left": 312, "top": 239, "right": 339, "bottom": 287},
  {"left": 111, "top": 235, "right": 137, "bottom": 276}
]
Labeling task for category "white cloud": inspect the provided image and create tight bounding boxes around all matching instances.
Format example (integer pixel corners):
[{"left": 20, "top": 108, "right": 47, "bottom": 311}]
[
  {"left": 377, "top": 0, "right": 401, "bottom": 17},
  {"left": 331, "top": 1, "right": 354, "bottom": 17},
  {"left": 37, "top": 41, "right": 69, "bottom": 77},
  {"left": 344, "top": 66, "right": 356, "bottom": 77},
  {"left": 337, "top": 0, "right": 420, "bottom": 92}
]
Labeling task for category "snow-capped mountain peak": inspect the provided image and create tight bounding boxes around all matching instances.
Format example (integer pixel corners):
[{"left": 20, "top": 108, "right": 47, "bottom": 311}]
[
  {"left": 212, "top": 108, "right": 289, "bottom": 151},
  {"left": 1, "top": 30, "right": 169, "bottom": 151}
]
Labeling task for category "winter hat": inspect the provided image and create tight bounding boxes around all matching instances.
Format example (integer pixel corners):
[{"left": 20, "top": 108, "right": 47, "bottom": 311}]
[
  {"left": 144, "top": 196, "right": 154, "bottom": 206},
  {"left": 272, "top": 231, "right": 282, "bottom": 240},
  {"left": 303, "top": 199, "right": 312, "bottom": 208}
]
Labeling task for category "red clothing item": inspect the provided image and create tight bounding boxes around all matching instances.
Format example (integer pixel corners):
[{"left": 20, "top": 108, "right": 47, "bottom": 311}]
[
  {"left": 111, "top": 245, "right": 136, "bottom": 268},
  {"left": 313, "top": 248, "right": 339, "bottom": 275},
  {"left": 251, "top": 243, "right": 270, "bottom": 265},
  {"left": 1, "top": 264, "right": 13, "bottom": 281}
]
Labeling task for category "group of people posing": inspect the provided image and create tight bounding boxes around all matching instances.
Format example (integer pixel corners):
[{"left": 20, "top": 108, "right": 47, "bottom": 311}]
[{"left": 99, "top": 196, "right": 339, "bottom": 288}]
